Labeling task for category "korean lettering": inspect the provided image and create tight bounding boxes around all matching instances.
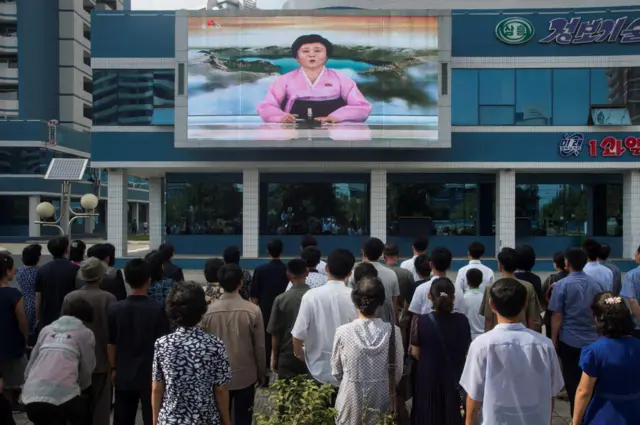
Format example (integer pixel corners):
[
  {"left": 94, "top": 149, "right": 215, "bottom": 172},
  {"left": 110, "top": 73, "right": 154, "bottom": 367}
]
[
  {"left": 539, "top": 17, "right": 581, "bottom": 44},
  {"left": 594, "top": 17, "right": 627, "bottom": 42},
  {"left": 620, "top": 18, "right": 640, "bottom": 43},
  {"left": 573, "top": 19, "right": 603, "bottom": 44}
]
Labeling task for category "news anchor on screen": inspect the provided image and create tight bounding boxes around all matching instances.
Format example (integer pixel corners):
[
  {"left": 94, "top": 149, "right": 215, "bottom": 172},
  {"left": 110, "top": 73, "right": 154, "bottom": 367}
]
[{"left": 257, "top": 34, "right": 372, "bottom": 124}]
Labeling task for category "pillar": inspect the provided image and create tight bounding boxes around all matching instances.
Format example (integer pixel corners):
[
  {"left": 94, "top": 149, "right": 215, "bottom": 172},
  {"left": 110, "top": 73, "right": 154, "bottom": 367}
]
[
  {"left": 623, "top": 170, "right": 640, "bottom": 259},
  {"left": 587, "top": 184, "right": 607, "bottom": 236},
  {"left": 107, "top": 170, "right": 128, "bottom": 258},
  {"left": 243, "top": 170, "right": 259, "bottom": 258},
  {"left": 28, "top": 195, "right": 41, "bottom": 238},
  {"left": 370, "top": 169, "right": 387, "bottom": 241},
  {"left": 133, "top": 202, "right": 140, "bottom": 228},
  {"left": 495, "top": 169, "right": 516, "bottom": 255},
  {"left": 148, "top": 177, "right": 164, "bottom": 250}
]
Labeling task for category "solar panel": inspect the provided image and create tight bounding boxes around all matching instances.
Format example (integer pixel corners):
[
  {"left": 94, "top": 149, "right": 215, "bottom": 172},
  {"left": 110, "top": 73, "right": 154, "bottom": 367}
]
[{"left": 44, "top": 158, "right": 89, "bottom": 181}]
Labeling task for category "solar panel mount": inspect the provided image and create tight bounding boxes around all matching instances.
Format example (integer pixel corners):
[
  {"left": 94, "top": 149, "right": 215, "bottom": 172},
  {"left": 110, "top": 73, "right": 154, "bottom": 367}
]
[{"left": 44, "top": 158, "right": 89, "bottom": 181}]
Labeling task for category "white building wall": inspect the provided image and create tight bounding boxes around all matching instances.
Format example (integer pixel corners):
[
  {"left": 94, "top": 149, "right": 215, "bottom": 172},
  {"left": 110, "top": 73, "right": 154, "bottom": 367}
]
[
  {"left": 107, "top": 170, "right": 129, "bottom": 257},
  {"left": 623, "top": 171, "right": 640, "bottom": 260},
  {"left": 495, "top": 169, "right": 516, "bottom": 256}
]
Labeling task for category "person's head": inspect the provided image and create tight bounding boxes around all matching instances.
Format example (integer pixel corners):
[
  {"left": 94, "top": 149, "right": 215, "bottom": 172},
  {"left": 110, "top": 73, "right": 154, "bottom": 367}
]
[
  {"left": 428, "top": 277, "right": 455, "bottom": 313},
  {"left": 267, "top": 239, "right": 284, "bottom": 259},
  {"left": 636, "top": 245, "right": 640, "bottom": 264},
  {"left": 300, "top": 234, "right": 318, "bottom": 250},
  {"left": 204, "top": 258, "right": 225, "bottom": 283},
  {"left": 515, "top": 244, "right": 536, "bottom": 272},
  {"left": 353, "top": 262, "right": 378, "bottom": 283},
  {"left": 102, "top": 243, "right": 116, "bottom": 267},
  {"left": 86, "top": 243, "right": 99, "bottom": 260},
  {"left": 552, "top": 251, "right": 566, "bottom": 272},
  {"left": 351, "top": 276, "right": 385, "bottom": 317},
  {"left": 80, "top": 257, "right": 107, "bottom": 284},
  {"left": 0, "top": 253, "right": 15, "bottom": 282},
  {"left": 383, "top": 242, "right": 400, "bottom": 264},
  {"left": 412, "top": 236, "right": 429, "bottom": 255},
  {"left": 144, "top": 250, "right": 165, "bottom": 281},
  {"left": 291, "top": 34, "right": 333, "bottom": 71},
  {"left": 88, "top": 243, "right": 110, "bottom": 265},
  {"left": 565, "top": 247, "right": 588, "bottom": 272},
  {"left": 158, "top": 242, "right": 175, "bottom": 262},
  {"left": 489, "top": 278, "right": 527, "bottom": 320},
  {"left": 165, "top": 281, "right": 208, "bottom": 328},
  {"left": 466, "top": 268, "right": 483, "bottom": 289},
  {"left": 582, "top": 238, "right": 601, "bottom": 262},
  {"left": 591, "top": 292, "right": 635, "bottom": 338},
  {"left": 222, "top": 246, "right": 241, "bottom": 265},
  {"left": 414, "top": 254, "right": 431, "bottom": 280},
  {"left": 429, "top": 247, "right": 452, "bottom": 273},
  {"left": 301, "top": 246, "right": 322, "bottom": 269},
  {"left": 362, "top": 237, "right": 384, "bottom": 262},
  {"left": 286, "top": 258, "right": 308, "bottom": 284},
  {"left": 599, "top": 244, "right": 611, "bottom": 261},
  {"left": 68, "top": 240, "right": 86, "bottom": 263},
  {"left": 124, "top": 258, "right": 152, "bottom": 290},
  {"left": 47, "top": 236, "right": 70, "bottom": 258},
  {"left": 218, "top": 263, "right": 243, "bottom": 293},
  {"left": 22, "top": 244, "right": 42, "bottom": 267},
  {"left": 497, "top": 247, "right": 518, "bottom": 274},
  {"left": 467, "top": 241, "right": 486, "bottom": 260},
  {"left": 326, "top": 249, "right": 356, "bottom": 281},
  {"left": 60, "top": 298, "right": 94, "bottom": 323}
]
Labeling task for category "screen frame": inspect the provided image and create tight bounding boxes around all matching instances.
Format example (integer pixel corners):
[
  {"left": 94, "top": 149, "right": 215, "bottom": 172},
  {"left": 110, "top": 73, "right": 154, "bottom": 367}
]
[{"left": 174, "top": 9, "right": 452, "bottom": 149}]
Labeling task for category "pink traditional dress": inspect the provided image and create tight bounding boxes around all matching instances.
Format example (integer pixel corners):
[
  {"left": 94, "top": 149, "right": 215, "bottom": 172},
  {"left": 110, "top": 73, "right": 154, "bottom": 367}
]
[{"left": 257, "top": 67, "right": 372, "bottom": 123}]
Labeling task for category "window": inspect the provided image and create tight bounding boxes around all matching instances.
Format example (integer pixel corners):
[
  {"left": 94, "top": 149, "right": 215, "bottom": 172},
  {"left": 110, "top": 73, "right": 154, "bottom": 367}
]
[
  {"left": 259, "top": 182, "right": 369, "bottom": 236},
  {"left": 165, "top": 181, "right": 242, "bottom": 235},
  {"left": 83, "top": 104, "right": 93, "bottom": 120},
  {"left": 0, "top": 148, "right": 49, "bottom": 174},
  {"left": 83, "top": 50, "right": 91, "bottom": 67},
  {"left": 83, "top": 77, "right": 92, "bottom": 94},
  {"left": 552, "top": 69, "right": 590, "bottom": 126},
  {"left": 516, "top": 70, "right": 551, "bottom": 125},
  {"left": 93, "top": 69, "right": 175, "bottom": 126},
  {"left": 83, "top": 23, "right": 91, "bottom": 42},
  {"left": 451, "top": 70, "right": 478, "bottom": 125},
  {"left": 604, "top": 184, "right": 622, "bottom": 237}
]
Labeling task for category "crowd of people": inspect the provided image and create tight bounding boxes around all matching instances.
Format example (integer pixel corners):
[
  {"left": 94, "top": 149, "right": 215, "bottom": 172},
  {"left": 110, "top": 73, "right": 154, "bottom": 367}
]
[{"left": 0, "top": 234, "right": 640, "bottom": 425}]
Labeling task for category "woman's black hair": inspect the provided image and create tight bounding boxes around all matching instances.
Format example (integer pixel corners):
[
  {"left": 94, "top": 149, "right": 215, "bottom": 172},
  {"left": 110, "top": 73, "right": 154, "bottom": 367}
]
[
  {"left": 291, "top": 34, "right": 333, "bottom": 58},
  {"left": 61, "top": 298, "right": 94, "bottom": 323},
  {"left": 0, "top": 253, "right": 14, "bottom": 280},
  {"left": 165, "top": 281, "right": 208, "bottom": 328},
  {"left": 552, "top": 251, "right": 566, "bottom": 271},
  {"left": 22, "top": 244, "right": 42, "bottom": 267},
  {"left": 592, "top": 292, "right": 634, "bottom": 338},
  {"left": 351, "top": 276, "right": 385, "bottom": 316},
  {"left": 429, "top": 277, "right": 455, "bottom": 313},
  {"left": 145, "top": 250, "right": 165, "bottom": 282},
  {"left": 69, "top": 240, "right": 87, "bottom": 263}
]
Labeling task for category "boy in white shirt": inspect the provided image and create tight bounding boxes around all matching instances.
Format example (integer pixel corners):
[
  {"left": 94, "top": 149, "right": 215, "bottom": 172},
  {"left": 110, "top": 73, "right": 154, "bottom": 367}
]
[{"left": 463, "top": 268, "right": 485, "bottom": 341}]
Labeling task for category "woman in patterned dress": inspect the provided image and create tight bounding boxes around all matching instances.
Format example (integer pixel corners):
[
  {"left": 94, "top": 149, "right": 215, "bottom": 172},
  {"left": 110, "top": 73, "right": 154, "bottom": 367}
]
[
  {"left": 331, "top": 276, "right": 403, "bottom": 425},
  {"left": 145, "top": 250, "right": 175, "bottom": 305},
  {"left": 151, "top": 282, "right": 232, "bottom": 425},
  {"left": 14, "top": 244, "right": 42, "bottom": 337}
]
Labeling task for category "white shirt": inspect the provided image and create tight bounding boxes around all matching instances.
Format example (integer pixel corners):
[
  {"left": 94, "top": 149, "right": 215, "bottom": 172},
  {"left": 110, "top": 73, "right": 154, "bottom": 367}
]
[
  {"left": 291, "top": 280, "right": 358, "bottom": 386},
  {"left": 408, "top": 276, "right": 466, "bottom": 315},
  {"left": 455, "top": 259, "right": 495, "bottom": 293},
  {"left": 285, "top": 272, "right": 328, "bottom": 292},
  {"left": 583, "top": 261, "right": 614, "bottom": 292},
  {"left": 400, "top": 255, "right": 420, "bottom": 282},
  {"left": 463, "top": 289, "right": 485, "bottom": 340},
  {"left": 460, "top": 323, "right": 564, "bottom": 425},
  {"left": 317, "top": 259, "right": 328, "bottom": 277}
]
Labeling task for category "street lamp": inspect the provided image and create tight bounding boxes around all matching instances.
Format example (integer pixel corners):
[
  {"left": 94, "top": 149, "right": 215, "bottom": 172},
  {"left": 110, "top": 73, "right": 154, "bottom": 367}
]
[{"left": 35, "top": 193, "right": 100, "bottom": 240}]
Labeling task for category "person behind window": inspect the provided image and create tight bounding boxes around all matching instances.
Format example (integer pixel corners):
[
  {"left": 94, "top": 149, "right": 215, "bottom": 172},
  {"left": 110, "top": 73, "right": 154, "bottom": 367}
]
[
  {"left": 144, "top": 250, "right": 175, "bottom": 306},
  {"left": 463, "top": 268, "right": 485, "bottom": 341},
  {"left": 598, "top": 244, "right": 622, "bottom": 295},
  {"left": 400, "top": 236, "right": 429, "bottom": 282},
  {"left": 541, "top": 252, "right": 569, "bottom": 339},
  {"left": 158, "top": 243, "right": 184, "bottom": 283},
  {"left": 572, "top": 292, "right": 640, "bottom": 425},
  {"left": 222, "top": 246, "right": 252, "bottom": 300},
  {"left": 581, "top": 239, "right": 613, "bottom": 292},
  {"left": 203, "top": 258, "right": 225, "bottom": 305},
  {"left": 514, "top": 244, "right": 543, "bottom": 304},
  {"left": 332, "top": 276, "right": 403, "bottom": 425},
  {"left": 15, "top": 244, "right": 42, "bottom": 339},
  {"left": 454, "top": 241, "right": 494, "bottom": 294}
]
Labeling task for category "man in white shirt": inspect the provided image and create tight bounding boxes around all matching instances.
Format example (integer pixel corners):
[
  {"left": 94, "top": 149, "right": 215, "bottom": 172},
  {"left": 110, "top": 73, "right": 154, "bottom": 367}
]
[
  {"left": 455, "top": 241, "right": 494, "bottom": 294},
  {"left": 285, "top": 246, "right": 328, "bottom": 292},
  {"left": 301, "top": 234, "right": 327, "bottom": 277},
  {"left": 400, "top": 236, "right": 429, "bottom": 282},
  {"left": 460, "top": 278, "right": 564, "bottom": 425},
  {"left": 291, "top": 249, "right": 358, "bottom": 387},
  {"left": 582, "top": 239, "right": 613, "bottom": 291},
  {"left": 408, "top": 247, "right": 465, "bottom": 315},
  {"left": 463, "top": 268, "right": 485, "bottom": 341}
]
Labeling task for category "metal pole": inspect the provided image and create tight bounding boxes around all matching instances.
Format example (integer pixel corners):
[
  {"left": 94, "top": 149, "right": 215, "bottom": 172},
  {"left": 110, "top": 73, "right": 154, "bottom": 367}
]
[{"left": 60, "top": 181, "right": 71, "bottom": 239}]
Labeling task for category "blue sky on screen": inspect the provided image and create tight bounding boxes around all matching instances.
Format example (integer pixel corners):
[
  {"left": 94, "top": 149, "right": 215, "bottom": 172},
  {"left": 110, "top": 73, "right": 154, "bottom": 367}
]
[{"left": 132, "top": 0, "right": 286, "bottom": 9}]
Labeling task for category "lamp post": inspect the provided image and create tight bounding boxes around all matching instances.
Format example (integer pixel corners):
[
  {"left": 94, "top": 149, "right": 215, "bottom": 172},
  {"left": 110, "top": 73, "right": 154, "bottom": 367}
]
[{"left": 34, "top": 193, "right": 100, "bottom": 240}]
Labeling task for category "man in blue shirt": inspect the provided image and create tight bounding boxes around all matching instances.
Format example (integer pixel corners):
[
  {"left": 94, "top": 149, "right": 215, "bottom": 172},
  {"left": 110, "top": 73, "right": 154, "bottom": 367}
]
[
  {"left": 549, "top": 247, "right": 604, "bottom": 417},
  {"left": 582, "top": 238, "right": 613, "bottom": 291},
  {"left": 599, "top": 244, "right": 622, "bottom": 295},
  {"left": 620, "top": 245, "right": 640, "bottom": 339}
]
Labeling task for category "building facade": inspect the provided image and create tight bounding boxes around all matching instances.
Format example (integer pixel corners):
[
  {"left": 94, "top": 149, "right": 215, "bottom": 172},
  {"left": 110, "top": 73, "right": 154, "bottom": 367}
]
[
  {"left": 91, "top": 1, "right": 640, "bottom": 269},
  {"left": 0, "top": 0, "right": 149, "bottom": 240}
]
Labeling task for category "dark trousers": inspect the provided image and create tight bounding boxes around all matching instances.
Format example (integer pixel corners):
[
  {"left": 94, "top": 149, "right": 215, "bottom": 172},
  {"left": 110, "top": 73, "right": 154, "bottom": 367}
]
[
  {"left": 558, "top": 341, "right": 583, "bottom": 416},
  {"left": 113, "top": 389, "right": 152, "bottom": 425},
  {"left": 264, "top": 330, "right": 272, "bottom": 372},
  {"left": 0, "top": 393, "right": 15, "bottom": 425},
  {"left": 25, "top": 396, "right": 90, "bottom": 425},
  {"left": 229, "top": 384, "right": 256, "bottom": 425}
]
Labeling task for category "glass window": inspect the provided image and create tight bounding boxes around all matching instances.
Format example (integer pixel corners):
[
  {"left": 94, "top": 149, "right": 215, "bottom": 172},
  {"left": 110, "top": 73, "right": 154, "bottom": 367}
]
[
  {"left": 516, "top": 184, "right": 587, "bottom": 236},
  {"left": 0, "top": 148, "right": 49, "bottom": 174},
  {"left": 590, "top": 68, "right": 609, "bottom": 105},
  {"left": 93, "top": 69, "right": 175, "bottom": 126},
  {"left": 479, "top": 106, "right": 514, "bottom": 125},
  {"left": 0, "top": 196, "right": 29, "bottom": 226},
  {"left": 479, "top": 70, "right": 515, "bottom": 106},
  {"left": 165, "top": 182, "right": 242, "bottom": 235},
  {"left": 553, "top": 69, "right": 590, "bottom": 126},
  {"left": 605, "top": 184, "right": 622, "bottom": 237},
  {"left": 260, "top": 183, "right": 368, "bottom": 236},
  {"left": 515, "top": 70, "right": 551, "bottom": 126},
  {"left": 451, "top": 70, "right": 479, "bottom": 125}
]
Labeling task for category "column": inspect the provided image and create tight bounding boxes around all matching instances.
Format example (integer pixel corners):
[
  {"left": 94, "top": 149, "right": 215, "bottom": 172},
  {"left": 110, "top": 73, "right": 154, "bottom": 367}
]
[
  {"left": 370, "top": 169, "right": 387, "bottom": 241},
  {"left": 495, "top": 169, "right": 516, "bottom": 255},
  {"left": 587, "top": 184, "right": 607, "bottom": 236},
  {"left": 107, "top": 170, "right": 128, "bottom": 258},
  {"left": 623, "top": 170, "right": 640, "bottom": 259},
  {"left": 148, "top": 177, "right": 164, "bottom": 250},
  {"left": 243, "top": 170, "right": 259, "bottom": 258},
  {"left": 133, "top": 202, "right": 140, "bottom": 228},
  {"left": 28, "top": 195, "right": 41, "bottom": 238}
]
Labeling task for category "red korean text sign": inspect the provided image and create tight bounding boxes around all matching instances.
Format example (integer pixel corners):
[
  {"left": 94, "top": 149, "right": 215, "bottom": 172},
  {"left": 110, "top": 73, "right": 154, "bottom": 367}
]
[{"left": 588, "top": 136, "right": 640, "bottom": 157}]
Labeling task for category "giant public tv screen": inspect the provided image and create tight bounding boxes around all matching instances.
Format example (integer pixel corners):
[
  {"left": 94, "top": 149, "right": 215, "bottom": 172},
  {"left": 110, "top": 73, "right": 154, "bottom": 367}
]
[{"left": 185, "top": 15, "right": 438, "bottom": 144}]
